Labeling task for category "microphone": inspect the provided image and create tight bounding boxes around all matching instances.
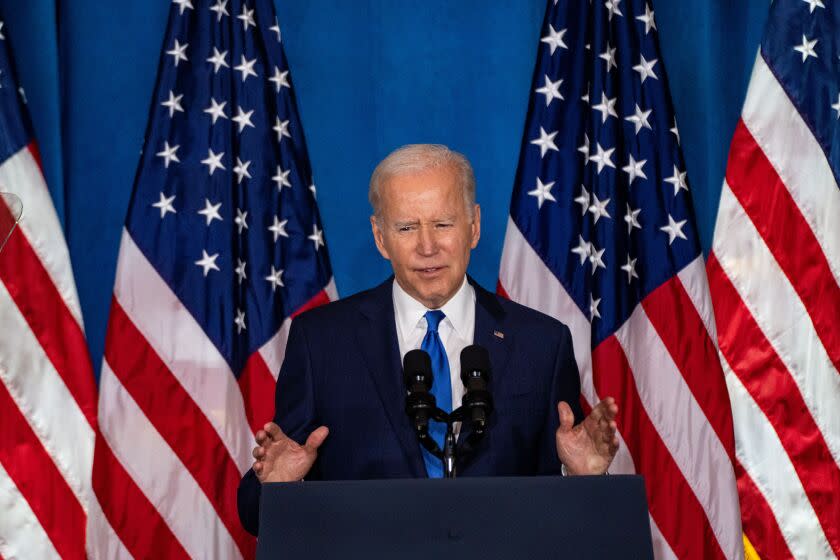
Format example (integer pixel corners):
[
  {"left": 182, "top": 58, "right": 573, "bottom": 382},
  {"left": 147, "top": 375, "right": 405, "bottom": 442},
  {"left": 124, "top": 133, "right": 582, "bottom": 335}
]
[
  {"left": 459, "top": 345, "right": 493, "bottom": 434},
  {"left": 403, "top": 349, "right": 436, "bottom": 434}
]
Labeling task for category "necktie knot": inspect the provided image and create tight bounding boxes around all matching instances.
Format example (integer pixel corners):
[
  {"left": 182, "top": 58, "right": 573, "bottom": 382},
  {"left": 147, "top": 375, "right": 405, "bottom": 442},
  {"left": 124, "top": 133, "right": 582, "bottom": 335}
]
[{"left": 424, "top": 310, "right": 445, "bottom": 333}]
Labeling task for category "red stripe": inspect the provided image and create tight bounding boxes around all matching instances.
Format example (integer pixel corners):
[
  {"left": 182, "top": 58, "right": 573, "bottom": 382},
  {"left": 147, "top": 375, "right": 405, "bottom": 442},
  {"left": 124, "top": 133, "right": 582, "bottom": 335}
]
[
  {"left": 641, "top": 275, "right": 736, "bottom": 462},
  {"left": 0, "top": 379, "right": 86, "bottom": 559},
  {"left": 726, "top": 120, "right": 840, "bottom": 371},
  {"left": 735, "top": 460, "right": 794, "bottom": 560},
  {"left": 105, "top": 298, "right": 256, "bottom": 559},
  {"left": 239, "top": 353, "right": 277, "bottom": 434},
  {"left": 592, "top": 336, "right": 726, "bottom": 560},
  {"left": 290, "top": 288, "right": 331, "bottom": 318},
  {"left": 495, "top": 279, "right": 510, "bottom": 300},
  {"left": 708, "top": 254, "right": 840, "bottom": 554},
  {"left": 92, "top": 429, "right": 190, "bottom": 559},
  {"left": 27, "top": 142, "right": 44, "bottom": 171},
  {"left": 0, "top": 201, "right": 97, "bottom": 429}
]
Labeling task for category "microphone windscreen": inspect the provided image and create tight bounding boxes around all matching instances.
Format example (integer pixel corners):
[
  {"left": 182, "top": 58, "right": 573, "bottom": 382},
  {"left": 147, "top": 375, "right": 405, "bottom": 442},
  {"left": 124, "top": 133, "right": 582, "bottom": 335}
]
[
  {"left": 460, "top": 344, "right": 491, "bottom": 380},
  {"left": 403, "top": 349, "right": 433, "bottom": 389}
]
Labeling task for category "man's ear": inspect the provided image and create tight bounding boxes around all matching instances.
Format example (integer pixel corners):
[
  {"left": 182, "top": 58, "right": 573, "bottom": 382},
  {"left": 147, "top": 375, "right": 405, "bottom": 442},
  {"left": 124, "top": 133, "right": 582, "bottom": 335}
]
[
  {"left": 470, "top": 204, "right": 481, "bottom": 249},
  {"left": 370, "top": 215, "right": 391, "bottom": 260}
]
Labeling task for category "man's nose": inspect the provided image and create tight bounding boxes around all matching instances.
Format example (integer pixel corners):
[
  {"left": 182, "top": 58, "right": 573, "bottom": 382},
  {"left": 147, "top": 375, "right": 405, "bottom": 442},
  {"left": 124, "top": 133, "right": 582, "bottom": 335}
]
[{"left": 416, "top": 225, "right": 437, "bottom": 255}]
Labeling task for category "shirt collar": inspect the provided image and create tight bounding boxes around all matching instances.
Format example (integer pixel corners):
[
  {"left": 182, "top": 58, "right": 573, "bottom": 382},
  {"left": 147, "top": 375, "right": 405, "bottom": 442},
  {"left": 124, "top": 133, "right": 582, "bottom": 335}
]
[{"left": 392, "top": 276, "right": 474, "bottom": 339}]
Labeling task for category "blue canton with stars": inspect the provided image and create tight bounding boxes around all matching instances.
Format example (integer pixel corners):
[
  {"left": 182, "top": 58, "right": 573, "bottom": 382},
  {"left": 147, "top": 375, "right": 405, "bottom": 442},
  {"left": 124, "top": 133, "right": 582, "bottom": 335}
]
[
  {"left": 125, "top": 0, "right": 332, "bottom": 375},
  {"left": 762, "top": 0, "right": 840, "bottom": 186},
  {"left": 510, "top": 0, "right": 701, "bottom": 347}
]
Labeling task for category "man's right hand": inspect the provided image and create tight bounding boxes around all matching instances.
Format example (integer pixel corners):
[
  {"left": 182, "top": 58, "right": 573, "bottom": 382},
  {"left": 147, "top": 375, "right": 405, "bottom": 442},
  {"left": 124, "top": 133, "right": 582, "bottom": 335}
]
[{"left": 252, "top": 422, "right": 329, "bottom": 483}]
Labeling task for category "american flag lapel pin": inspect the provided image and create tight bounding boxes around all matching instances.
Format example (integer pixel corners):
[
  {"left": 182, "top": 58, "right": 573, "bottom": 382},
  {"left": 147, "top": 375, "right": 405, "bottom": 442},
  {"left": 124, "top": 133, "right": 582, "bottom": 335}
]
[{"left": 493, "top": 330, "right": 504, "bottom": 340}]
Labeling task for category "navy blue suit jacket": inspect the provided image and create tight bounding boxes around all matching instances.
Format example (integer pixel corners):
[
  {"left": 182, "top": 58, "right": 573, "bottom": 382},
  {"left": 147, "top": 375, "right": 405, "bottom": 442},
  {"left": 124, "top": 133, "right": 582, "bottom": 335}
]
[{"left": 237, "top": 277, "right": 583, "bottom": 535}]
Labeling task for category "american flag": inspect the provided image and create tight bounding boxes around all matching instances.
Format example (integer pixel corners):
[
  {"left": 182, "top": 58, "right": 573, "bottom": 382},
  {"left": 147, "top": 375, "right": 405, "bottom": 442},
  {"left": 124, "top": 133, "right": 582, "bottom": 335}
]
[
  {"left": 87, "top": 0, "right": 336, "bottom": 558},
  {"left": 498, "top": 1, "right": 742, "bottom": 558},
  {"left": 708, "top": 1, "right": 840, "bottom": 558},
  {"left": 0, "top": 18, "right": 98, "bottom": 560}
]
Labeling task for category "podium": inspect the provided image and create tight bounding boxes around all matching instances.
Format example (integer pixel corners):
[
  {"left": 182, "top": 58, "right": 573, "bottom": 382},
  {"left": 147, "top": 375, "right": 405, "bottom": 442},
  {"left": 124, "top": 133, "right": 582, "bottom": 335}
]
[{"left": 257, "top": 475, "right": 654, "bottom": 559}]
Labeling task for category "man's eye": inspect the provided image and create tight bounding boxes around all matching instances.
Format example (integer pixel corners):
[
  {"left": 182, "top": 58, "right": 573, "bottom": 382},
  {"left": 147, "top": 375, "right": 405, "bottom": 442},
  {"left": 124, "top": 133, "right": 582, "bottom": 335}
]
[
  {"left": 398, "top": 226, "right": 414, "bottom": 232},
  {"left": 436, "top": 223, "right": 453, "bottom": 228}
]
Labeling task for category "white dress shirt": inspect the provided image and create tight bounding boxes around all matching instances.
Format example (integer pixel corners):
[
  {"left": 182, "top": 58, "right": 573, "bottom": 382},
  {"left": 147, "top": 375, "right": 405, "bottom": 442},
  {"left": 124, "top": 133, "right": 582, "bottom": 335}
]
[{"left": 392, "top": 276, "right": 475, "bottom": 413}]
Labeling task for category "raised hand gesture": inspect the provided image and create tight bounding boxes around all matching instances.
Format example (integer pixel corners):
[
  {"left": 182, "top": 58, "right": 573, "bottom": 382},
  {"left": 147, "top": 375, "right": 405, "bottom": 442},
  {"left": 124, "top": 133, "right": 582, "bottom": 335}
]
[
  {"left": 554, "top": 398, "right": 619, "bottom": 475},
  {"left": 252, "top": 422, "right": 329, "bottom": 483}
]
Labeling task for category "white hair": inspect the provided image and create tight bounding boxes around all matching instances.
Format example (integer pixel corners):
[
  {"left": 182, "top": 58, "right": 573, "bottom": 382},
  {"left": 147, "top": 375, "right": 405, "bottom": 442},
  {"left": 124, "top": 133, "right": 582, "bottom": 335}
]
[{"left": 368, "top": 144, "right": 476, "bottom": 221}]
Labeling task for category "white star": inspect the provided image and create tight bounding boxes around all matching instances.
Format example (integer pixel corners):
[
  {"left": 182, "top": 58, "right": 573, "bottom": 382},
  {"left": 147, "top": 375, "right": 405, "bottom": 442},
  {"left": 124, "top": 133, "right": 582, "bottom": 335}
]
[
  {"left": 206, "top": 47, "right": 229, "bottom": 73},
  {"left": 232, "top": 106, "right": 255, "bottom": 132},
  {"left": 209, "top": 0, "right": 229, "bottom": 21},
  {"left": 794, "top": 35, "right": 818, "bottom": 62},
  {"left": 578, "top": 132, "right": 591, "bottom": 164},
  {"left": 633, "top": 55, "right": 658, "bottom": 83},
  {"left": 622, "top": 154, "right": 648, "bottom": 185},
  {"left": 589, "top": 246, "right": 606, "bottom": 273},
  {"left": 590, "top": 295, "right": 602, "bottom": 320},
  {"left": 235, "top": 309, "right": 246, "bottom": 333},
  {"left": 268, "top": 216, "right": 289, "bottom": 241},
  {"left": 265, "top": 266, "right": 285, "bottom": 291},
  {"left": 273, "top": 117, "right": 291, "bottom": 142},
  {"left": 605, "top": 0, "right": 623, "bottom": 21},
  {"left": 234, "top": 55, "right": 258, "bottom": 82},
  {"left": 540, "top": 25, "right": 568, "bottom": 55},
  {"left": 832, "top": 93, "right": 840, "bottom": 119},
  {"left": 588, "top": 194, "right": 611, "bottom": 223},
  {"left": 269, "top": 18, "right": 282, "bottom": 42},
  {"left": 204, "top": 97, "right": 228, "bottom": 123},
  {"left": 535, "top": 75, "right": 564, "bottom": 106},
  {"left": 195, "top": 250, "right": 220, "bottom": 276},
  {"left": 571, "top": 235, "right": 591, "bottom": 265},
  {"left": 233, "top": 157, "right": 252, "bottom": 184},
  {"left": 235, "top": 258, "right": 247, "bottom": 284},
  {"left": 665, "top": 165, "right": 689, "bottom": 195},
  {"left": 309, "top": 184, "right": 317, "bottom": 198},
  {"left": 172, "top": 0, "right": 193, "bottom": 15},
  {"left": 273, "top": 165, "right": 292, "bottom": 190},
  {"left": 670, "top": 119, "right": 681, "bottom": 144},
  {"left": 636, "top": 4, "right": 656, "bottom": 34},
  {"left": 528, "top": 178, "right": 557, "bottom": 209},
  {"left": 624, "top": 204, "right": 641, "bottom": 234},
  {"left": 0, "top": 22, "right": 5, "bottom": 40},
  {"left": 235, "top": 208, "right": 248, "bottom": 233},
  {"left": 581, "top": 85, "right": 590, "bottom": 104},
  {"left": 238, "top": 5, "right": 256, "bottom": 31},
  {"left": 530, "top": 126, "right": 559, "bottom": 158},
  {"left": 574, "top": 185, "right": 590, "bottom": 216},
  {"left": 625, "top": 104, "right": 652, "bottom": 134},
  {"left": 801, "top": 0, "right": 825, "bottom": 13},
  {"left": 621, "top": 255, "right": 639, "bottom": 284},
  {"left": 198, "top": 198, "right": 223, "bottom": 225},
  {"left": 269, "top": 67, "right": 290, "bottom": 92},
  {"left": 661, "top": 214, "right": 688, "bottom": 245},
  {"left": 156, "top": 141, "right": 180, "bottom": 168},
  {"left": 152, "top": 192, "right": 176, "bottom": 218},
  {"left": 166, "top": 39, "right": 188, "bottom": 67},
  {"left": 589, "top": 142, "right": 616, "bottom": 174},
  {"left": 308, "top": 224, "right": 325, "bottom": 250},
  {"left": 592, "top": 92, "right": 618, "bottom": 123},
  {"left": 599, "top": 44, "right": 617, "bottom": 71},
  {"left": 161, "top": 90, "right": 184, "bottom": 118},
  {"left": 201, "top": 148, "right": 225, "bottom": 176}
]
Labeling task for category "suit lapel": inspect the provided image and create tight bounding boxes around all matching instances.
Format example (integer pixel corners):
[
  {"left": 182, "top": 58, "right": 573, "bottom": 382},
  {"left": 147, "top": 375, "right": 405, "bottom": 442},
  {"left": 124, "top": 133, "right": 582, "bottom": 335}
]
[
  {"left": 355, "top": 279, "right": 425, "bottom": 477},
  {"left": 459, "top": 278, "right": 512, "bottom": 444}
]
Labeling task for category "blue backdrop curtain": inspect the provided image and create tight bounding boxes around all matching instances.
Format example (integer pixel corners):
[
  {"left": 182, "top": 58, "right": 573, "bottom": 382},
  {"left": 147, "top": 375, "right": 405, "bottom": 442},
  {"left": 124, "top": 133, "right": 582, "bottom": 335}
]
[{"left": 1, "top": 0, "right": 770, "bottom": 375}]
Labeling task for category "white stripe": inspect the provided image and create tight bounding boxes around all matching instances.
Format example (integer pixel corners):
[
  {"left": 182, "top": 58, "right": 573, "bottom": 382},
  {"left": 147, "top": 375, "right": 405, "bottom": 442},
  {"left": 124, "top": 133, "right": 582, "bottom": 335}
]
[
  {"left": 0, "top": 282, "right": 94, "bottom": 511},
  {"left": 740, "top": 53, "right": 840, "bottom": 285},
  {"left": 86, "top": 493, "right": 133, "bottom": 560},
  {"left": 324, "top": 277, "right": 338, "bottom": 301},
  {"left": 0, "top": 146, "right": 84, "bottom": 327},
  {"left": 714, "top": 182, "right": 840, "bottom": 463},
  {"left": 98, "top": 361, "right": 242, "bottom": 560},
  {"left": 677, "top": 256, "right": 718, "bottom": 342},
  {"left": 648, "top": 519, "right": 678, "bottom": 560},
  {"left": 722, "top": 356, "right": 832, "bottom": 559},
  {"left": 0, "top": 461, "right": 61, "bottom": 560},
  {"left": 113, "top": 229, "right": 253, "bottom": 472},
  {"left": 614, "top": 307, "right": 742, "bottom": 560}
]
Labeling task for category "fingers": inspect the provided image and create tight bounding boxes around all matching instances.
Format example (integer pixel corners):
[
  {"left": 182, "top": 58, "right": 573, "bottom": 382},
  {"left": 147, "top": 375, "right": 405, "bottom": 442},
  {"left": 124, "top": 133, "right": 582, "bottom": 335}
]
[
  {"left": 556, "top": 401, "right": 575, "bottom": 433},
  {"left": 263, "top": 422, "right": 283, "bottom": 440},
  {"left": 304, "top": 426, "right": 330, "bottom": 451}
]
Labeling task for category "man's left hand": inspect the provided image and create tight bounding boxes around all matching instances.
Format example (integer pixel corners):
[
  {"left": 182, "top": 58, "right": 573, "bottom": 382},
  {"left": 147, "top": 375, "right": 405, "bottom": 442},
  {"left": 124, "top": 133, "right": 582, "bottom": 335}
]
[{"left": 555, "top": 397, "right": 619, "bottom": 475}]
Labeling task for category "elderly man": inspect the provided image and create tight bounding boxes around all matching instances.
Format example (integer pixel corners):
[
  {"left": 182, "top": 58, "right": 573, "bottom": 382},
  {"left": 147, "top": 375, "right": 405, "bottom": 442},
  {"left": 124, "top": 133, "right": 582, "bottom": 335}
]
[{"left": 237, "top": 144, "right": 618, "bottom": 535}]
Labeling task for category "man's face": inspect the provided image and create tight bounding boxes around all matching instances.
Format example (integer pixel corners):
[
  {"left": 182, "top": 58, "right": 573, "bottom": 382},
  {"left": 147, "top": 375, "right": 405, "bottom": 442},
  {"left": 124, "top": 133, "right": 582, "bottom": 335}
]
[{"left": 371, "top": 164, "right": 480, "bottom": 309}]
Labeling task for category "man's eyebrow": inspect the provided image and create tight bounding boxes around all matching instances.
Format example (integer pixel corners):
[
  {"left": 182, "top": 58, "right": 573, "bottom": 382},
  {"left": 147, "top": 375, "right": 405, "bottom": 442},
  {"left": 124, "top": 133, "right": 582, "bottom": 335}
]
[{"left": 393, "top": 220, "right": 420, "bottom": 228}]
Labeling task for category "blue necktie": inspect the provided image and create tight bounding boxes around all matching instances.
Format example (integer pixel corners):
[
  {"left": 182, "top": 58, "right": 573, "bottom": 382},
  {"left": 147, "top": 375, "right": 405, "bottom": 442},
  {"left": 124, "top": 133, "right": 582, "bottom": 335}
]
[{"left": 420, "top": 310, "right": 452, "bottom": 478}]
